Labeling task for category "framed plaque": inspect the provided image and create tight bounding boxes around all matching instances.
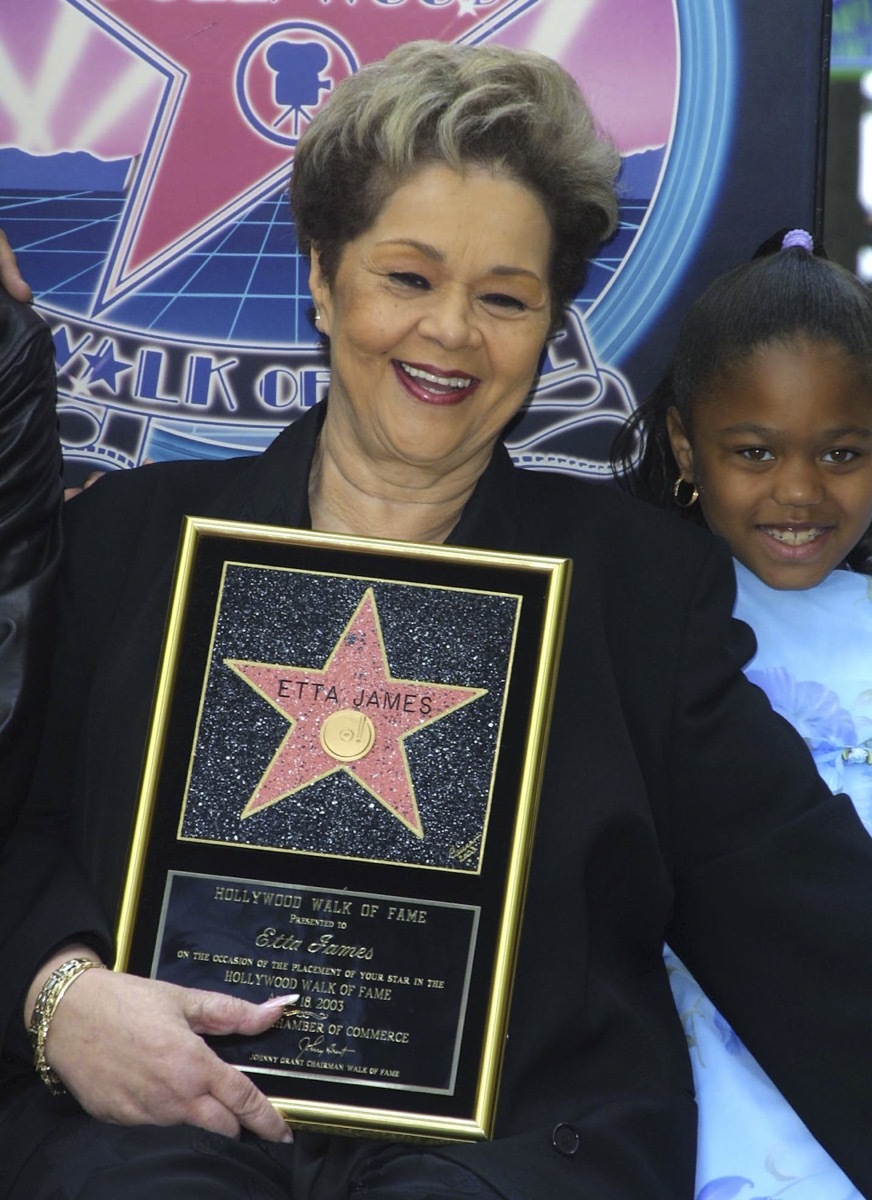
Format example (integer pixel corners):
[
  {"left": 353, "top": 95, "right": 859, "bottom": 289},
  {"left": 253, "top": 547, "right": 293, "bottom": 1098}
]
[{"left": 115, "top": 517, "right": 570, "bottom": 1141}]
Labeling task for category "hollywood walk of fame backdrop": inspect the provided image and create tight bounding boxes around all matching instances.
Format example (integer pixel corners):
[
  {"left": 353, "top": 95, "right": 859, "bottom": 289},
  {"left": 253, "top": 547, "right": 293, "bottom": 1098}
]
[{"left": 0, "top": 0, "right": 829, "bottom": 483}]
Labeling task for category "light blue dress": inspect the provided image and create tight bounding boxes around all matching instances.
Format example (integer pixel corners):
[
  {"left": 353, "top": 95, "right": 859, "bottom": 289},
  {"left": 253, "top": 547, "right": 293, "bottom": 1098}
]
[{"left": 666, "top": 560, "right": 872, "bottom": 1200}]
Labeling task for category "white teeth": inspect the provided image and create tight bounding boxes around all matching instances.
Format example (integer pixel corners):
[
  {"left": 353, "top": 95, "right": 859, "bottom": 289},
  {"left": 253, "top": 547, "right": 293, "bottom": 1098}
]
[
  {"left": 401, "top": 363, "right": 473, "bottom": 389},
  {"left": 763, "top": 527, "right": 825, "bottom": 546}
]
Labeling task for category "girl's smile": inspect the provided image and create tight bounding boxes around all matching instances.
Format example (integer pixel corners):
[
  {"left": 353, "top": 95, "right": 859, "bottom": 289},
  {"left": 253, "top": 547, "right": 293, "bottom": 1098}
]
[{"left": 668, "top": 336, "right": 872, "bottom": 589}]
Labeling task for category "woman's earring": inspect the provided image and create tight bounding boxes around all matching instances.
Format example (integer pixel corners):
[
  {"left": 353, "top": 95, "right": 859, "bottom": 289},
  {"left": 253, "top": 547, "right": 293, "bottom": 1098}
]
[
  {"left": 672, "top": 476, "right": 699, "bottom": 508},
  {"left": 314, "top": 308, "right": 321, "bottom": 324}
]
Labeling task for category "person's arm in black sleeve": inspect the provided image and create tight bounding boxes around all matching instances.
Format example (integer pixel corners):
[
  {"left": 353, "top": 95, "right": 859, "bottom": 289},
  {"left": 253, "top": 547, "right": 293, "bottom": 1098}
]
[{"left": 0, "top": 288, "right": 62, "bottom": 842}]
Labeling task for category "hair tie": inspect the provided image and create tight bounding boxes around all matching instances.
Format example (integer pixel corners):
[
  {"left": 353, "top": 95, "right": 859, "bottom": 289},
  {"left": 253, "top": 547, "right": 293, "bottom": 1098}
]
[{"left": 781, "top": 229, "right": 814, "bottom": 253}]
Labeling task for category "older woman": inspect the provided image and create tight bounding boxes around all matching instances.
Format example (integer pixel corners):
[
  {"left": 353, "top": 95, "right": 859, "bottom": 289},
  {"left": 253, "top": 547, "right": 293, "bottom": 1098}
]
[{"left": 1, "top": 39, "right": 872, "bottom": 1200}]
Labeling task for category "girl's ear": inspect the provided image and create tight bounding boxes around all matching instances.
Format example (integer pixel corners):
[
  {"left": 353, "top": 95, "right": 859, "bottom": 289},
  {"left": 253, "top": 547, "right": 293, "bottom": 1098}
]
[
  {"left": 308, "top": 247, "right": 334, "bottom": 337},
  {"left": 666, "top": 406, "right": 695, "bottom": 481}
]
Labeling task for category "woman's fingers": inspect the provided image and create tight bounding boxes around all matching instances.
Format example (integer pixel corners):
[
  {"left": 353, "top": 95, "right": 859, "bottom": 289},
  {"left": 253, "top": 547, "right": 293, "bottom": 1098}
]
[
  {"left": 205, "top": 1056, "right": 293, "bottom": 1142},
  {"left": 180, "top": 989, "right": 295, "bottom": 1141},
  {"left": 182, "top": 989, "right": 295, "bottom": 1038},
  {"left": 43, "top": 970, "right": 293, "bottom": 1140},
  {"left": 183, "top": 1091, "right": 250, "bottom": 1139}
]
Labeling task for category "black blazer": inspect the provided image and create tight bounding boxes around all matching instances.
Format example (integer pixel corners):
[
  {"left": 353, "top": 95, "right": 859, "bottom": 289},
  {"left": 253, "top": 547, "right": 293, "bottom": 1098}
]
[
  {"left": 0, "top": 291, "right": 61, "bottom": 842},
  {"left": 3, "top": 404, "right": 872, "bottom": 1198}
]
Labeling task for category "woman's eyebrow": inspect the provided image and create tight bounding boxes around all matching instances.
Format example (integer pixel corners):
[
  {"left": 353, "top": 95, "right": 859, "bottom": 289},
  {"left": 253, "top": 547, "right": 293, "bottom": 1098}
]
[
  {"left": 376, "top": 238, "right": 544, "bottom": 281},
  {"left": 376, "top": 237, "right": 442, "bottom": 259}
]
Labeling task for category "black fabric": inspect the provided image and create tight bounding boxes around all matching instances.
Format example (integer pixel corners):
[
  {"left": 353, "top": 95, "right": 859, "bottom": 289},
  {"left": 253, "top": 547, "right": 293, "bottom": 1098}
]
[
  {"left": 1, "top": 1084, "right": 296, "bottom": 1200},
  {"left": 0, "top": 291, "right": 62, "bottom": 842},
  {"left": 349, "top": 1147, "right": 504, "bottom": 1197},
  {"left": 2, "top": 404, "right": 872, "bottom": 1197},
  {"left": 0, "top": 1084, "right": 497, "bottom": 1200}
]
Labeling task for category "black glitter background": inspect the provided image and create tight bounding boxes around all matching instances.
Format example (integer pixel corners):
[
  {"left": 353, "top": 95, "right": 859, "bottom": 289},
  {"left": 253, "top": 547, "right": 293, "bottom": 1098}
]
[{"left": 179, "top": 565, "right": 518, "bottom": 870}]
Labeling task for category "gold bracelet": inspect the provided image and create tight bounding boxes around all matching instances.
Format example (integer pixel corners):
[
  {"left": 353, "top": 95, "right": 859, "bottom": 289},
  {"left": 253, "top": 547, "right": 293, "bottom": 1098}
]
[{"left": 28, "top": 957, "right": 105, "bottom": 1095}]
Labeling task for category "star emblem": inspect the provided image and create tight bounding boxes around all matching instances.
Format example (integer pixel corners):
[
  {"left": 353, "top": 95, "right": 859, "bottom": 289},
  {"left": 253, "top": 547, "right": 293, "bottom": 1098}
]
[
  {"left": 82, "top": 338, "right": 131, "bottom": 391},
  {"left": 72, "top": 0, "right": 513, "bottom": 312},
  {"left": 225, "top": 588, "right": 486, "bottom": 838}
]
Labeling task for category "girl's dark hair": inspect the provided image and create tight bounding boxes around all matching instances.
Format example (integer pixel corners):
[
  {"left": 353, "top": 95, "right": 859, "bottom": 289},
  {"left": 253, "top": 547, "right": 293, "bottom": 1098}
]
[{"left": 611, "top": 231, "right": 872, "bottom": 572}]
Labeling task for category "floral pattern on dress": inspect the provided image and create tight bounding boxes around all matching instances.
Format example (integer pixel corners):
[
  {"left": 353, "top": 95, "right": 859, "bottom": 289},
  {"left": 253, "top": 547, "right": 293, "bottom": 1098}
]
[{"left": 743, "top": 667, "right": 858, "bottom": 756}]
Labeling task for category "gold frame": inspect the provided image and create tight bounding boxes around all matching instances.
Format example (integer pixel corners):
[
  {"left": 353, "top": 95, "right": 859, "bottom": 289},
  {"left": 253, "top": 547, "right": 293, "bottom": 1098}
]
[{"left": 115, "top": 517, "right": 570, "bottom": 1141}]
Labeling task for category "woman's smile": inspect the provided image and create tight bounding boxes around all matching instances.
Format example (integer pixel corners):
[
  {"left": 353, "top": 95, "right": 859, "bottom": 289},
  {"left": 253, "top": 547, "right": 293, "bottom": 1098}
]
[
  {"left": 391, "top": 359, "right": 480, "bottom": 405},
  {"left": 308, "top": 162, "right": 553, "bottom": 483}
]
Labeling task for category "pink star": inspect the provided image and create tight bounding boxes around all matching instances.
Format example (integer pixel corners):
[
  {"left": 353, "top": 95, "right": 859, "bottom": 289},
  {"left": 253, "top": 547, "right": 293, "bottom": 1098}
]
[
  {"left": 75, "top": 0, "right": 503, "bottom": 309},
  {"left": 226, "top": 589, "right": 485, "bottom": 837}
]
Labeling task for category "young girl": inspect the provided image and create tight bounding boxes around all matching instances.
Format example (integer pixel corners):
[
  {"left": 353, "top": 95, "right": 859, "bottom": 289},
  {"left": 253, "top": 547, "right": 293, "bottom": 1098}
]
[{"left": 614, "top": 229, "right": 872, "bottom": 1200}]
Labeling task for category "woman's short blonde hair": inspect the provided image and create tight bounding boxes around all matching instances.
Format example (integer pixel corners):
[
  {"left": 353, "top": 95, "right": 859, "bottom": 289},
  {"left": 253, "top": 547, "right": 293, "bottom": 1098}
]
[{"left": 291, "top": 39, "right": 620, "bottom": 324}]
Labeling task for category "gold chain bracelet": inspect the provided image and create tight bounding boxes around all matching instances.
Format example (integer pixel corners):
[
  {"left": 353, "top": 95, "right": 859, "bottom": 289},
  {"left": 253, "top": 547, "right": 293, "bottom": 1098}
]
[{"left": 28, "top": 957, "right": 106, "bottom": 1095}]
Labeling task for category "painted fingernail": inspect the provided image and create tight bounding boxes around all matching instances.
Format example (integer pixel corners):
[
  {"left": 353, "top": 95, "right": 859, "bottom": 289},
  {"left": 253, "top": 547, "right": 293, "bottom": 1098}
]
[{"left": 262, "top": 993, "right": 300, "bottom": 1007}]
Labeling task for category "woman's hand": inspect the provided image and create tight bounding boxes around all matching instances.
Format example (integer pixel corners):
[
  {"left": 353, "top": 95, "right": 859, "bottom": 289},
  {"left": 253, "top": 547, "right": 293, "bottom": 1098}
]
[{"left": 28, "top": 953, "right": 293, "bottom": 1142}]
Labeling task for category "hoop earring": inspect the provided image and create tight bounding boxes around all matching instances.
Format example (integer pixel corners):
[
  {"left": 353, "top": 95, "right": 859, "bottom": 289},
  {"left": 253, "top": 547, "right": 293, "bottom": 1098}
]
[{"left": 672, "top": 476, "right": 699, "bottom": 508}]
